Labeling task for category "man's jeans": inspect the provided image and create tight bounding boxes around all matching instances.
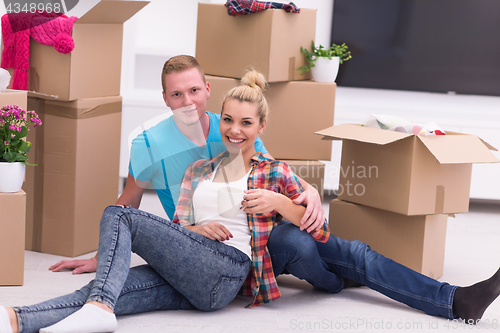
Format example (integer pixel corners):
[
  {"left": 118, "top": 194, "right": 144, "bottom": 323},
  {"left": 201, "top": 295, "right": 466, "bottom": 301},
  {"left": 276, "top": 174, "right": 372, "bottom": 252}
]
[
  {"left": 14, "top": 206, "right": 251, "bottom": 333},
  {"left": 268, "top": 221, "right": 458, "bottom": 319}
]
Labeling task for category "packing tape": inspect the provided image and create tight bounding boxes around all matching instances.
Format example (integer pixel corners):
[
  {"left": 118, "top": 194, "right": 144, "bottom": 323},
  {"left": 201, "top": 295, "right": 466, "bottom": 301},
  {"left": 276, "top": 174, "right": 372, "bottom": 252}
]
[
  {"left": 435, "top": 185, "right": 445, "bottom": 214},
  {"left": 41, "top": 101, "right": 122, "bottom": 119}
]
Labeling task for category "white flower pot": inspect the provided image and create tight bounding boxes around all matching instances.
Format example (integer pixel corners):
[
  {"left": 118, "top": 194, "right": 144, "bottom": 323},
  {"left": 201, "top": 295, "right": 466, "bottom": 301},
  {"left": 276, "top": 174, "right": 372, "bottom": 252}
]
[
  {"left": 0, "top": 162, "right": 26, "bottom": 192},
  {"left": 310, "top": 56, "right": 340, "bottom": 83}
]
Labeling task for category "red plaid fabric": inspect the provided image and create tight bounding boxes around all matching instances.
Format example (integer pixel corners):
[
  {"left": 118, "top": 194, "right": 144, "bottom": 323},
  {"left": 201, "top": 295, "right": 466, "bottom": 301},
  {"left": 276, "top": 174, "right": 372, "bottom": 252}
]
[
  {"left": 173, "top": 151, "right": 330, "bottom": 307},
  {"left": 225, "top": 0, "right": 300, "bottom": 16}
]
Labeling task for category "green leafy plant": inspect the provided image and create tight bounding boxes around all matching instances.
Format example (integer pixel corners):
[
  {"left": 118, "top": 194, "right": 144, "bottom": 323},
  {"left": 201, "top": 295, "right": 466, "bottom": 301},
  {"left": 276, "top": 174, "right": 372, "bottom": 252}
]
[
  {"left": 298, "top": 40, "right": 352, "bottom": 75},
  {"left": 0, "top": 105, "right": 42, "bottom": 165}
]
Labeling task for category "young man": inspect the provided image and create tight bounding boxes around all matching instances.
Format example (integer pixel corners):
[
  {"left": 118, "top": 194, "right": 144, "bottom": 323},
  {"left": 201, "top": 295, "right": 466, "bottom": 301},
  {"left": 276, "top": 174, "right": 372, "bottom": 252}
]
[{"left": 49, "top": 55, "right": 500, "bottom": 324}]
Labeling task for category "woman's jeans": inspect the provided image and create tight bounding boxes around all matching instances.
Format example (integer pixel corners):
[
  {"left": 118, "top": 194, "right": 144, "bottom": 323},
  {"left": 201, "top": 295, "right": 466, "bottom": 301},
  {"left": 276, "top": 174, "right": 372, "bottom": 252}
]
[
  {"left": 14, "top": 206, "right": 251, "bottom": 333},
  {"left": 267, "top": 221, "right": 458, "bottom": 320}
]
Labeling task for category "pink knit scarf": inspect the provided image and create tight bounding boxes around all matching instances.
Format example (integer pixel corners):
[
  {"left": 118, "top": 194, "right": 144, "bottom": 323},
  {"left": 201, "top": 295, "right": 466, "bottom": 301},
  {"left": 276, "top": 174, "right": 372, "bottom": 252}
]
[{"left": 1, "top": 13, "right": 78, "bottom": 90}]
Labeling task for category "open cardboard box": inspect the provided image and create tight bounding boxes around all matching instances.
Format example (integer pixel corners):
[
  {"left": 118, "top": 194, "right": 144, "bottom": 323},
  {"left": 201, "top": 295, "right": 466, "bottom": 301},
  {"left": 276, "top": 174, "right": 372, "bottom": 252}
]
[
  {"left": 206, "top": 75, "right": 335, "bottom": 160},
  {"left": 24, "top": 95, "right": 122, "bottom": 257},
  {"left": 329, "top": 199, "right": 448, "bottom": 279},
  {"left": 316, "top": 124, "right": 499, "bottom": 215},
  {"left": 196, "top": 3, "right": 316, "bottom": 82},
  {"left": 3, "top": 0, "right": 148, "bottom": 101},
  {"left": 0, "top": 190, "right": 26, "bottom": 285}
]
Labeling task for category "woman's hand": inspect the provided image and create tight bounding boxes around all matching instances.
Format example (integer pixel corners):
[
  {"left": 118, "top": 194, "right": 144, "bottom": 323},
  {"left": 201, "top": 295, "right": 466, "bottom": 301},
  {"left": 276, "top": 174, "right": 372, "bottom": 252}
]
[
  {"left": 242, "top": 189, "right": 283, "bottom": 215},
  {"left": 185, "top": 222, "right": 233, "bottom": 242}
]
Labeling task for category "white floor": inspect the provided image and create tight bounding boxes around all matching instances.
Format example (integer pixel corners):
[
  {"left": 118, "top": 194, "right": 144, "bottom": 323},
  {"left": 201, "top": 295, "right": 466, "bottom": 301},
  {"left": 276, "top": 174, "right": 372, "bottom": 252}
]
[{"left": 2, "top": 192, "right": 500, "bottom": 333}]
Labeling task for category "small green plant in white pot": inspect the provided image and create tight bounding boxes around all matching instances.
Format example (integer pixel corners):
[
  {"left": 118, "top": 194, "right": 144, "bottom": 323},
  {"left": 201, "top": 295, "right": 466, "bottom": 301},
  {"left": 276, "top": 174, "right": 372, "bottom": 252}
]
[{"left": 298, "top": 41, "right": 352, "bottom": 82}]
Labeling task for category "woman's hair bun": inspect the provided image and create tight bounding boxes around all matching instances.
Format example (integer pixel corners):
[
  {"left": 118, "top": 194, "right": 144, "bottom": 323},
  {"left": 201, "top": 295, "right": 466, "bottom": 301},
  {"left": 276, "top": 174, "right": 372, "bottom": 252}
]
[{"left": 241, "top": 70, "right": 267, "bottom": 92}]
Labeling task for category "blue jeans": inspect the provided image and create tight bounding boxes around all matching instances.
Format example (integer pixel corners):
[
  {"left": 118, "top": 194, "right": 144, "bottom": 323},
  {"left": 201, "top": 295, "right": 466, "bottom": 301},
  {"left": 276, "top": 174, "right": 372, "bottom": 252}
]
[
  {"left": 14, "top": 206, "right": 251, "bottom": 333},
  {"left": 268, "top": 221, "right": 458, "bottom": 319}
]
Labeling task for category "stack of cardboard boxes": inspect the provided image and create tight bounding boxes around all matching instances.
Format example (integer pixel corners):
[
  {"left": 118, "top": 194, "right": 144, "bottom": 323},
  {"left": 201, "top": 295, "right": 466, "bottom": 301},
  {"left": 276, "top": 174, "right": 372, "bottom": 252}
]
[
  {"left": 2, "top": 1, "right": 148, "bottom": 258},
  {"left": 0, "top": 90, "right": 28, "bottom": 285},
  {"left": 196, "top": 3, "right": 333, "bottom": 197},
  {"left": 316, "top": 123, "right": 499, "bottom": 278}
]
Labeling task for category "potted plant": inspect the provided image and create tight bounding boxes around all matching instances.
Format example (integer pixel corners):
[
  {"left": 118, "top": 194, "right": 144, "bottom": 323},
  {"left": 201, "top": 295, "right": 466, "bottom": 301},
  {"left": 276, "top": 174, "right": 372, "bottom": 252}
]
[
  {"left": 298, "top": 41, "right": 352, "bottom": 83},
  {"left": 0, "top": 104, "right": 42, "bottom": 192}
]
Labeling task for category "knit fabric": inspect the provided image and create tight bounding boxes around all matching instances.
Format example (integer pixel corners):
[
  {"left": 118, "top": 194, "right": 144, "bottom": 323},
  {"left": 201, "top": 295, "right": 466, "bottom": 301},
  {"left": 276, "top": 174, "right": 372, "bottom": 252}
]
[
  {"left": 31, "top": 15, "right": 78, "bottom": 54},
  {"left": 0, "top": 13, "right": 77, "bottom": 90},
  {"left": 225, "top": 0, "right": 300, "bottom": 16}
]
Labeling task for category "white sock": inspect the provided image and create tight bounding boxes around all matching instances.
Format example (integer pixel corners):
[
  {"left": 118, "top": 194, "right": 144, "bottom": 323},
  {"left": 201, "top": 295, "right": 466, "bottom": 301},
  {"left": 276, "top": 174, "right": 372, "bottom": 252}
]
[
  {"left": 39, "top": 303, "right": 117, "bottom": 333},
  {"left": 0, "top": 307, "right": 13, "bottom": 333}
]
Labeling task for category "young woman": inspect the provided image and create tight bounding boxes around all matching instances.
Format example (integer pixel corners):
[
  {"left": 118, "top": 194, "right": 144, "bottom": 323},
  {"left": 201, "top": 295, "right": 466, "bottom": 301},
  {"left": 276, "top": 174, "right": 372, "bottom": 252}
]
[{"left": 0, "top": 70, "right": 329, "bottom": 333}]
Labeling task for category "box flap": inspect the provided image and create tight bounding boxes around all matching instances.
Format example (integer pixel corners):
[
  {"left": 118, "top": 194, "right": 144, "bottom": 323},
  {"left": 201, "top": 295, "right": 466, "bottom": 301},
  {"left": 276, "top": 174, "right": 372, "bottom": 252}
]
[
  {"left": 418, "top": 134, "right": 500, "bottom": 164},
  {"left": 77, "top": 1, "right": 149, "bottom": 24},
  {"left": 315, "top": 123, "right": 412, "bottom": 145},
  {"left": 446, "top": 131, "right": 498, "bottom": 152}
]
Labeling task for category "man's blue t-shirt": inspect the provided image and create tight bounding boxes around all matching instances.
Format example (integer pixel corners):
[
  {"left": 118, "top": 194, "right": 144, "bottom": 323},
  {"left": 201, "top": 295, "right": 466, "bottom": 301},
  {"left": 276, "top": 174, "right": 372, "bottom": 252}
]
[{"left": 129, "top": 112, "right": 268, "bottom": 219}]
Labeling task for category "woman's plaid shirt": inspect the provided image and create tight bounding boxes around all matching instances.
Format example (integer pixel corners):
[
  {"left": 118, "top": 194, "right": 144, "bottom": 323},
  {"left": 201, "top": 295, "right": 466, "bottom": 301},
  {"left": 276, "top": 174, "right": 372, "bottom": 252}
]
[{"left": 172, "top": 151, "right": 330, "bottom": 307}]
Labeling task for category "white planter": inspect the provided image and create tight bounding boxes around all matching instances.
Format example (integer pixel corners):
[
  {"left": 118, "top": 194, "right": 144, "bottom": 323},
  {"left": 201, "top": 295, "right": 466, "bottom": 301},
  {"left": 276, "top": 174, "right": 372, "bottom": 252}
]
[
  {"left": 310, "top": 56, "right": 340, "bottom": 83},
  {"left": 0, "top": 162, "right": 26, "bottom": 193}
]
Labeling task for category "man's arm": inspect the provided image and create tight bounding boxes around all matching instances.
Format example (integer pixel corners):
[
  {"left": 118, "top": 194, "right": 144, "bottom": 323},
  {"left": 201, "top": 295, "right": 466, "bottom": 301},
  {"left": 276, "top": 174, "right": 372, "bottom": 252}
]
[
  {"left": 293, "top": 176, "right": 325, "bottom": 232},
  {"left": 49, "top": 173, "right": 145, "bottom": 274},
  {"left": 262, "top": 152, "right": 325, "bottom": 232}
]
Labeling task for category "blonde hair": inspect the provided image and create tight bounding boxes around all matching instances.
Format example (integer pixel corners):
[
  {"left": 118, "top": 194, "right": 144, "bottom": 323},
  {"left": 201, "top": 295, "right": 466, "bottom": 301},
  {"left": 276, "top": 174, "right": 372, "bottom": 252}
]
[
  {"left": 161, "top": 55, "right": 206, "bottom": 92},
  {"left": 221, "top": 70, "right": 269, "bottom": 124}
]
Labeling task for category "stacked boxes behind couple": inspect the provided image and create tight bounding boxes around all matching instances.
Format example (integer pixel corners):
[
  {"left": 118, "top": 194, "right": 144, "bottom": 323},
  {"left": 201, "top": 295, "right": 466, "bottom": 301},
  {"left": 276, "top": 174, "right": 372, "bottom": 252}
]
[
  {"left": 0, "top": 1, "right": 148, "bottom": 263},
  {"left": 196, "top": 3, "right": 333, "bottom": 201}
]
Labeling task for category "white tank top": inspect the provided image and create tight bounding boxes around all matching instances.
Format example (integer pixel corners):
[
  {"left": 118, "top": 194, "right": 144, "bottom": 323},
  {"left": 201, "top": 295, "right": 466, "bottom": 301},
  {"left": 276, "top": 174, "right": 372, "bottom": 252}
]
[{"left": 192, "top": 159, "right": 252, "bottom": 259}]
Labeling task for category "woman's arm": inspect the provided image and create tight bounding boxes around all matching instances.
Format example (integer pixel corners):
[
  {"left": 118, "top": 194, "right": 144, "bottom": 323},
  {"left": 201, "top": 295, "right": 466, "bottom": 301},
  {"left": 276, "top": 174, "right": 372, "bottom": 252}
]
[{"left": 242, "top": 189, "right": 305, "bottom": 227}]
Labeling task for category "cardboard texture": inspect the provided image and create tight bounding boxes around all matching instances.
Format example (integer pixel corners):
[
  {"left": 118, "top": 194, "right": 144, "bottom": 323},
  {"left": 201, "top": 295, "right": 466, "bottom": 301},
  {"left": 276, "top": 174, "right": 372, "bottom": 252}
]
[
  {"left": 196, "top": 3, "right": 316, "bottom": 82},
  {"left": 24, "top": 97, "right": 44, "bottom": 250},
  {"left": 3, "top": 0, "right": 148, "bottom": 101},
  {"left": 328, "top": 199, "right": 447, "bottom": 279},
  {"left": 0, "top": 89, "right": 28, "bottom": 109},
  {"left": 280, "top": 160, "right": 325, "bottom": 202},
  {"left": 206, "top": 75, "right": 335, "bottom": 160},
  {"left": 24, "top": 95, "right": 122, "bottom": 257},
  {"left": 0, "top": 190, "right": 26, "bottom": 285},
  {"left": 316, "top": 124, "right": 499, "bottom": 215}
]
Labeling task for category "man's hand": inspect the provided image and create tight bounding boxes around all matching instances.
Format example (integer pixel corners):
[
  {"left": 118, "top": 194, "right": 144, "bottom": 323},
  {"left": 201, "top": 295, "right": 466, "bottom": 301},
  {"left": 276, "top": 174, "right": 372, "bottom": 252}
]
[
  {"left": 49, "top": 257, "right": 97, "bottom": 275},
  {"left": 293, "top": 185, "right": 325, "bottom": 233},
  {"left": 185, "top": 222, "right": 233, "bottom": 242}
]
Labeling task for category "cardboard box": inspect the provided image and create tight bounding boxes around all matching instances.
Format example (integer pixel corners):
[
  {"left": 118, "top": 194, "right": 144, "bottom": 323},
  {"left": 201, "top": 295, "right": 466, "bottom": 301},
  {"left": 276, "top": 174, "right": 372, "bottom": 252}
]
[
  {"left": 0, "top": 190, "right": 26, "bottom": 285},
  {"left": 3, "top": 1, "right": 148, "bottom": 100},
  {"left": 328, "top": 199, "right": 448, "bottom": 279},
  {"left": 196, "top": 3, "right": 316, "bottom": 82},
  {"left": 280, "top": 160, "right": 325, "bottom": 202},
  {"left": 316, "top": 124, "right": 499, "bottom": 215},
  {"left": 24, "top": 95, "right": 122, "bottom": 257},
  {"left": 207, "top": 75, "right": 335, "bottom": 160},
  {"left": 0, "top": 89, "right": 27, "bottom": 109}
]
